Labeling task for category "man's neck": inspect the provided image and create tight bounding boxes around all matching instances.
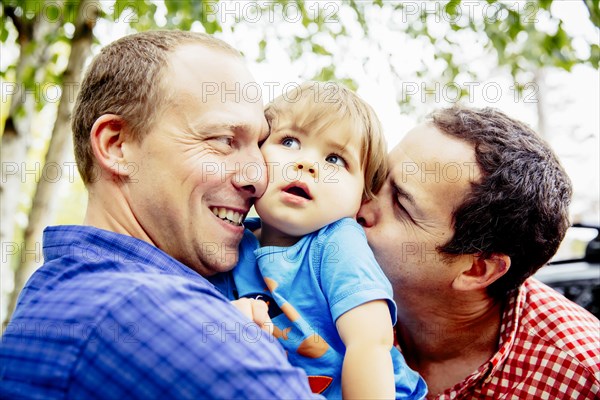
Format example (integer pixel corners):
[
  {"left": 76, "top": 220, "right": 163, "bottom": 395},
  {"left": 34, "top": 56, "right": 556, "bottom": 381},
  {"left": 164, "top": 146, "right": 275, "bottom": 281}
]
[
  {"left": 83, "top": 183, "right": 155, "bottom": 246},
  {"left": 396, "top": 293, "right": 503, "bottom": 398}
]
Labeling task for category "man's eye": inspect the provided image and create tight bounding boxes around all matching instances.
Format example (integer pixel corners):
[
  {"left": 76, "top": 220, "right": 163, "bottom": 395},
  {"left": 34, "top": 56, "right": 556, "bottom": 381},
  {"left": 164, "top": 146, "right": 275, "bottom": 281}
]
[
  {"left": 281, "top": 137, "right": 300, "bottom": 149},
  {"left": 393, "top": 198, "right": 413, "bottom": 221},
  {"left": 394, "top": 198, "right": 404, "bottom": 211},
  {"left": 326, "top": 154, "right": 346, "bottom": 168},
  {"left": 215, "top": 136, "right": 233, "bottom": 146}
]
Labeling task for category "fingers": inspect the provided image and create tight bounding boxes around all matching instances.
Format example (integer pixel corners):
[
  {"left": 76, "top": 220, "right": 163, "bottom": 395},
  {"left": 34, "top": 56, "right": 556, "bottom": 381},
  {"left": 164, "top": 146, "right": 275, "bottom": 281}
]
[
  {"left": 247, "top": 299, "right": 267, "bottom": 324},
  {"left": 231, "top": 298, "right": 274, "bottom": 335},
  {"left": 231, "top": 298, "right": 254, "bottom": 319},
  {"left": 250, "top": 299, "right": 274, "bottom": 336}
]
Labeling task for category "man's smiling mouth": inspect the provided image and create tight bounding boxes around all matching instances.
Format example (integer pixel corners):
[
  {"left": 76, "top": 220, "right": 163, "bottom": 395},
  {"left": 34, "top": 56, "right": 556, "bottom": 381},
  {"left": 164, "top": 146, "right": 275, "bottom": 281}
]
[{"left": 210, "top": 207, "right": 245, "bottom": 226}]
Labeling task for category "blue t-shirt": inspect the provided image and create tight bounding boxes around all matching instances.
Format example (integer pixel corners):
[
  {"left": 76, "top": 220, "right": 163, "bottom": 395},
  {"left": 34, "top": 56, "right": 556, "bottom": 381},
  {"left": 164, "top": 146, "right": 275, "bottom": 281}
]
[
  {"left": 0, "top": 225, "right": 319, "bottom": 400},
  {"left": 231, "top": 218, "right": 427, "bottom": 399}
]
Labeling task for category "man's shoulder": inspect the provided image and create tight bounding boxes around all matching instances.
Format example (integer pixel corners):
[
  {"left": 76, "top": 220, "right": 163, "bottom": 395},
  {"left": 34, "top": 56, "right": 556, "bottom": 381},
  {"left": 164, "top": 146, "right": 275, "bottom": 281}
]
[
  {"left": 12, "top": 224, "right": 226, "bottom": 336},
  {"left": 517, "top": 278, "right": 599, "bottom": 370},
  {"left": 1, "top": 257, "right": 230, "bottom": 399},
  {"left": 40, "top": 224, "right": 216, "bottom": 290},
  {"left": 11, "top": 255, "right": 223, "bottom": 333},
  {"left": 522, "top": 278, "right": 599, "bottom": 329}
]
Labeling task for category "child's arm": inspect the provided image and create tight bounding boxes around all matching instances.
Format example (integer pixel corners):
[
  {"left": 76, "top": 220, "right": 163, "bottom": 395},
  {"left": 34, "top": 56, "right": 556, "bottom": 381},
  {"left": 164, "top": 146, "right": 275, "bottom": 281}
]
[{"left": 336, "top": 299, "right": 395, "bottom": 400}]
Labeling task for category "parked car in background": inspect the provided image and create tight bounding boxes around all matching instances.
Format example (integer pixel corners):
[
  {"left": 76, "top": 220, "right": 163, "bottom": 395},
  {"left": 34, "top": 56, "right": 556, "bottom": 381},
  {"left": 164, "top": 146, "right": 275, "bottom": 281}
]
[{"left": 534, "top": 224, "right": 600, "bottom": 319}]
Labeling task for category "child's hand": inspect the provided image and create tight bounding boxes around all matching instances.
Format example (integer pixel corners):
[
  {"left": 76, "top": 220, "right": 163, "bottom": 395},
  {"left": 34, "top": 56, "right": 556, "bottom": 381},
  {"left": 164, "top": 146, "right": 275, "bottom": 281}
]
[{"left": 231, "top": 298, "right": 274, "bottom": 336}]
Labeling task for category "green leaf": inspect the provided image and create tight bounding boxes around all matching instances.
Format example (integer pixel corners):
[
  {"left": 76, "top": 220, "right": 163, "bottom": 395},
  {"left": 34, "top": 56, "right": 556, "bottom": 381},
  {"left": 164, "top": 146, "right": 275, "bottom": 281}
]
[
  {"left": 310, "top": 65, "right": 357, "bottom": 91},
  {"left": 63, "top": 1, "right": 78, "bottom": 24},
  {"left": 445, "top": 0, "right": 461, "bottom": 17},
  {"left": 339, "top": 78, "right": 358, "bottom": 91},
  {"left": 256, "top": 39, "right": 267, "bottom": 62},
  {"left": 311, "top": 43, "right": 331, "bottom": 56},
  {"left": 113, "top": 0, "right": 132, "bottom": 21},
  {"left": 313, "top": 65, "right": 335, "bottom": 81},
  {"left": 589, "top": 44, "right": 599, "bottom": 69},
  {"left": 489, "top": 32, "right": 507, "bottom": 55},
  {"left": 506, "top": 9, "right": 520, "bottom": 27},
  {"left": 164, "top": 0, "right": 180, "bottom": 16},
  {"left": 349, "top": 0, "right": 368, "bottom": 33},
  {"left": 584, "top": 0, "right": 600, "bottom": 27},
  {"left": 538, "top": 0, "right": 553, "bottom": 10},
  {"left": 203, "top": 19, "right": 221, "bottom": 34},
  {"left": 135, "top": 0, "right": 150, "bottom": 16},
  {"left": 0, "top": 24, "right": 9, "bottom": 42},
  {"left": 507, "top": 19, "right": 522, "bottom": 40}
]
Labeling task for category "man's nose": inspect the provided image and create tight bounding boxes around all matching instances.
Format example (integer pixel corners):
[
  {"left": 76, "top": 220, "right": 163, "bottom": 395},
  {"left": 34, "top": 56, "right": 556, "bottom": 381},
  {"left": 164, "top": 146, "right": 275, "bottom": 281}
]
[
  {"left": 234, "top": 148, "right": 267, "bottom": 197},
  {"left": 357, "top": 197, "right": 378, "bottom": 228},
  {"left": 294, "top": 159, "right": 318, "bottom": 178}
]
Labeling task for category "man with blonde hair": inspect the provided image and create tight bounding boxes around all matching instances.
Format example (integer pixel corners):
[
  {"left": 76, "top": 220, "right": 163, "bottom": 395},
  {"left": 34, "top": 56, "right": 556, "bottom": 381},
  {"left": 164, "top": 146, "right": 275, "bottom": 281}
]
[{"left": 1, "top": 31, "right": 317, "bottom": 399}]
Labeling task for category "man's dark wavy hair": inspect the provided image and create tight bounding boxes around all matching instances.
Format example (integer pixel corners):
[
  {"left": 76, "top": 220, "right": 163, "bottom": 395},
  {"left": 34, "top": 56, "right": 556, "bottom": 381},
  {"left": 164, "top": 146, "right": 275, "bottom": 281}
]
[{"left": 431, "top": 106, "right": 572, "bottom": 300}]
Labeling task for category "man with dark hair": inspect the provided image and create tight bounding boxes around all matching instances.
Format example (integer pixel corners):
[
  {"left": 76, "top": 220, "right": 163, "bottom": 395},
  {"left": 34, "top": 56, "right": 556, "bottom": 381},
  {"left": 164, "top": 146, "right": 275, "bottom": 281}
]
[
  {"left": 0, "top": 31, "right": 317, "bottom": 399},
  {"left": 358, "top": 106, "right": 599, "bottom": 399}
]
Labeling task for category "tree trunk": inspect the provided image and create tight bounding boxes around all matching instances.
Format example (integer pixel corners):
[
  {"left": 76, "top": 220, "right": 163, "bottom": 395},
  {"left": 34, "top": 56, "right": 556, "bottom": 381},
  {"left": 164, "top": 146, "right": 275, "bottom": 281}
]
[
  {"left": 3, "top": 0, "right": 99, "bottom": 328},
  {"left": 1, "top": 2, "right": 64, "bottom": 326},
  {"left": 534, "top": 69, "right": 547, "bottom": 138}
]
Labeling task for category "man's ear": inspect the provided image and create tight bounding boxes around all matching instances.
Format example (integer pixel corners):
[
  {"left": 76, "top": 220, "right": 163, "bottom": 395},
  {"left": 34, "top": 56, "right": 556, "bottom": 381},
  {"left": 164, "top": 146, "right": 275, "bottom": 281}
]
[
  {"left": 89, "top": 114, "right": 135, "bottom": 179},
  {"left": 452, "top": 253, "right": 511, "bottom": 291}
]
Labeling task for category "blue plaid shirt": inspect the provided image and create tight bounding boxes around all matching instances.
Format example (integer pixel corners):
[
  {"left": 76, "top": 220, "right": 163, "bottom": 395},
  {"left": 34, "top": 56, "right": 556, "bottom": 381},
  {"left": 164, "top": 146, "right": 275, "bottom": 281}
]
[{"left": 1, "top": 225, "right": 318, "bottom": 399}]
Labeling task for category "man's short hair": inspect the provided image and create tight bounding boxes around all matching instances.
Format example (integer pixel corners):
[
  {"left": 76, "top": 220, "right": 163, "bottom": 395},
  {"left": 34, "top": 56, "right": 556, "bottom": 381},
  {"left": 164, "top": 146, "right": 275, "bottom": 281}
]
[
  {"left": 264, "top": 81, "right": 388, "bottom": 200},
  {"left": 72, "top": 30, "right": 240, "bottom": 184},
  {"left": 430, "top": 106, "right": 572, "bottom": 299}
]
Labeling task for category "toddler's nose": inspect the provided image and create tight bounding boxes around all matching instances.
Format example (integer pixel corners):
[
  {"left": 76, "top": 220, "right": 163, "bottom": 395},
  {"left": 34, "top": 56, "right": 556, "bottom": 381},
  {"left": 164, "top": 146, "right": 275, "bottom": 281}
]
[{"left": 295, "top": 160, "right": 317, "bottom": 178}]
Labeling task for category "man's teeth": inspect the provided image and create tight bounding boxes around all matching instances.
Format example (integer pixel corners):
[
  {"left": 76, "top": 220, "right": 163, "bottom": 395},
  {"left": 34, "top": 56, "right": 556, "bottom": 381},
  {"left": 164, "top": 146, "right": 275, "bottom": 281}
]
[{"left": 210, "top": 207, "right": 244, "bottom": 226}]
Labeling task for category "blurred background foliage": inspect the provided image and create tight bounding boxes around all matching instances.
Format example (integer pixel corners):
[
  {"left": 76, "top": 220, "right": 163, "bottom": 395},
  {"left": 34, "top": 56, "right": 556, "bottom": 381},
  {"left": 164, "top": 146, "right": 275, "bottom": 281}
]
[{"left": 1, "top": 0, "right": 599, "bottom": 326}]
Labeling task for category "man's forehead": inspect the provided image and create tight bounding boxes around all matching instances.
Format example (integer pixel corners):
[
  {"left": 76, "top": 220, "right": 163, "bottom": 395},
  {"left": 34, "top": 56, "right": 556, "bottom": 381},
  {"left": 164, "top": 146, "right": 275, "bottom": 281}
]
[
  {"left": 393, "top": 124, "right": 478, "bottom": 171},
  {"left": 170, "top": 42, "right": 237, "bottom": 64},
  {"left": 167, "top": 44, "right": 258, "bottom": 92},
  {"left": 388, "top": 123, "right": 480, "bottom": 212}
]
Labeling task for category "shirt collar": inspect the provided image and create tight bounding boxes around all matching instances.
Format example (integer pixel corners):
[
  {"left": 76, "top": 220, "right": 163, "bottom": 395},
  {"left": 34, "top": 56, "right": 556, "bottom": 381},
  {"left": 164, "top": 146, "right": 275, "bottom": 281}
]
[
  {"left": 436, "top": 286, "right": 523, "bottom": 399},
  {"left": 43, "top": 225, "right": 201, "bottom": 280}
]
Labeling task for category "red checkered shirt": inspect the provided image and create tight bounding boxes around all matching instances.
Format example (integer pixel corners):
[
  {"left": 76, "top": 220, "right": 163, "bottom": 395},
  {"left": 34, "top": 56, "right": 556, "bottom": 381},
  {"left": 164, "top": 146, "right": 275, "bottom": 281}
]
[{"left": 434, "top": 278, "right": 600, "bottom": 399}]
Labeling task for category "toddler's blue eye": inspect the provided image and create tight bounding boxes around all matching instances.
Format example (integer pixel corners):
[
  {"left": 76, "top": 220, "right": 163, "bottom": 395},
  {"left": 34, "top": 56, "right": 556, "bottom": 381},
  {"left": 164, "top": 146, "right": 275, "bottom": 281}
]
[
  {"left": 326, "top": 154, "right": 346, "bottom": 168},
  {"left": 282, "top": 137, "right": 300, "bottom": 149}
]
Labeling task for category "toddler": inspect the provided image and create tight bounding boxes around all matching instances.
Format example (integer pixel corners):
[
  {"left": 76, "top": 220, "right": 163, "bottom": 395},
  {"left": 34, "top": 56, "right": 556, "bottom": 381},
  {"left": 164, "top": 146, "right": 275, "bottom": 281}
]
[{"left": 233, "top": 81, "right": 427, "bottom": 399}]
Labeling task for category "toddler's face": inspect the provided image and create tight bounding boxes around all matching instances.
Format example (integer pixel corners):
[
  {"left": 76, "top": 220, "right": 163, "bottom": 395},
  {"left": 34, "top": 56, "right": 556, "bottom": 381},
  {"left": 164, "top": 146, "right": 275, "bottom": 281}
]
[{"left": 255, "top": 118, "right": 365, "bottom": 238}]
